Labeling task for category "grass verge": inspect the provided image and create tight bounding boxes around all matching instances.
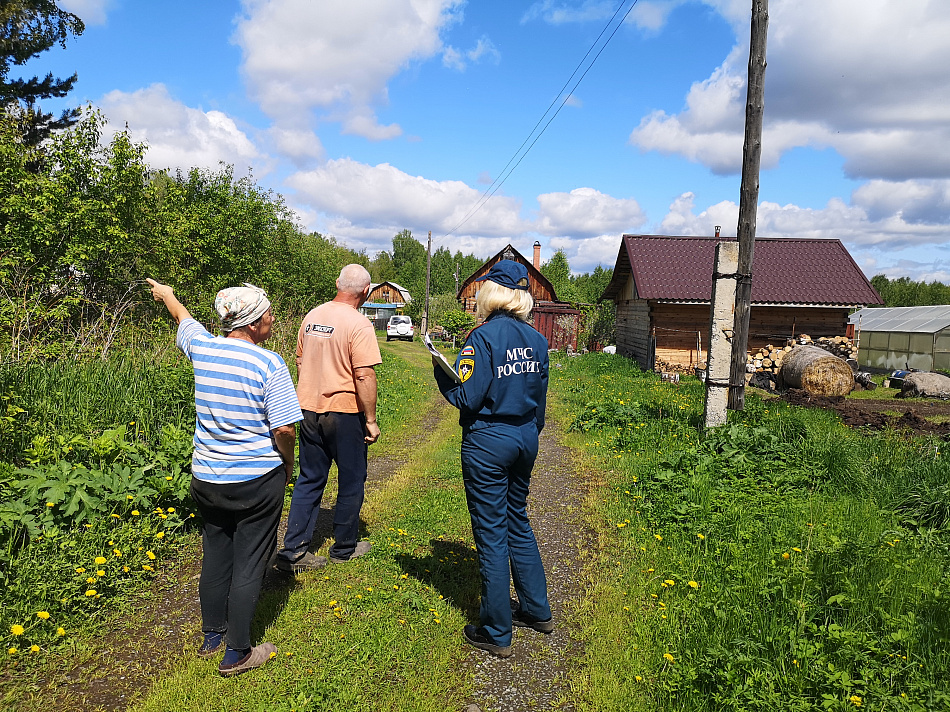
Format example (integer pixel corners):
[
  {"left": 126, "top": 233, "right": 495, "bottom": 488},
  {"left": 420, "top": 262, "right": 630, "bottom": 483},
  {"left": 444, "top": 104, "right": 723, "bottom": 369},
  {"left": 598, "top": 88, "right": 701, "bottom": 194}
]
[{"left": 549, "top": 354, "right": 950, "bottom": 712}]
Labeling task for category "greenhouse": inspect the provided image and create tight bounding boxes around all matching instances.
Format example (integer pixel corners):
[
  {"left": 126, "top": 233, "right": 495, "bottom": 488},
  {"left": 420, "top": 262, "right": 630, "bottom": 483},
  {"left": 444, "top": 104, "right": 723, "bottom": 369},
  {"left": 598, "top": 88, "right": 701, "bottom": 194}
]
[{"left": 849, "top": 305, "right": 950, "bottom": 372}]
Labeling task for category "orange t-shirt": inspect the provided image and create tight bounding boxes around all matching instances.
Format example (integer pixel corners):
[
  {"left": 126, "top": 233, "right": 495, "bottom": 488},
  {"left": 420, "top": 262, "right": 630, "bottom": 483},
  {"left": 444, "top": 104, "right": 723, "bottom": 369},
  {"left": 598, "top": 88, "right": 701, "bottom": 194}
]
[{"left": 296, "top": 301, "right": 382, "bottom": 413}]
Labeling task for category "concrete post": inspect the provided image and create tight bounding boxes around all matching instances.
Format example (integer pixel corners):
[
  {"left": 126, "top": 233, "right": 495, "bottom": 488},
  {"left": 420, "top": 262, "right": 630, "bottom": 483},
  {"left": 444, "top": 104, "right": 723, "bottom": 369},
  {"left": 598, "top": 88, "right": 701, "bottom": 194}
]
[{"left": 704, "top": 241, "right": 739, "bottom": 428}]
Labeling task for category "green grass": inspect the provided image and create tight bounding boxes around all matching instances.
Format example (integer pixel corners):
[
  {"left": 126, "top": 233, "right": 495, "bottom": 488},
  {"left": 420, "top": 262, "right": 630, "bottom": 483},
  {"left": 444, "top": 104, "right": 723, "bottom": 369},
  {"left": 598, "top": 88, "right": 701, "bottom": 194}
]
[{"left": 550, "top": 354, "right": 950, "bottom": 712}]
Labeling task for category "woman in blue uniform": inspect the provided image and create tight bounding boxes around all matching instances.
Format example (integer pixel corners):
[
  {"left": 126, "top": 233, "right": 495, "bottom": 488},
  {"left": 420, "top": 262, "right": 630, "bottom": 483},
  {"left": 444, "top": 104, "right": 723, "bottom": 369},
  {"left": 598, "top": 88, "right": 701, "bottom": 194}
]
[{"left": 433, "top": 260, "right": 553, "bottom": 658}]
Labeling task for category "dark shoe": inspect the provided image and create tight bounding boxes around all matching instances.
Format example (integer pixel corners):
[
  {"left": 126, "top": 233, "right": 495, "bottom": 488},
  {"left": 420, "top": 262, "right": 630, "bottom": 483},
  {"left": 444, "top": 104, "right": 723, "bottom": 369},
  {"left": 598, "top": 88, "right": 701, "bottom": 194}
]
[
  {"left": 276, "top": 552, "right": 328, "bottom": 573},
  {"left": 329, "top": 541, "right": 372, "bottom": 563},
  {"left": 462, "top": 625, "right": 512, "bottom": 658},
  {"left": 512, "top": 609, "right": 555, "bottom": 634},
  {"left": 218, "top": 642, "right": 278, "bottom": 677},
  {"left": 197, "top": 633, "right": 226, "bottom": 658}
]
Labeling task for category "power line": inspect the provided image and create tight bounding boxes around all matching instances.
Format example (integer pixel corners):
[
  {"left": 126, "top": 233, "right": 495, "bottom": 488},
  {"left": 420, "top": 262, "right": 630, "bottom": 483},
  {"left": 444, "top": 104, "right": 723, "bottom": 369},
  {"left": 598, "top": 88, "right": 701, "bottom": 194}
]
[{"left": 442, "top": 0, "right": 641, "bottom": 240}]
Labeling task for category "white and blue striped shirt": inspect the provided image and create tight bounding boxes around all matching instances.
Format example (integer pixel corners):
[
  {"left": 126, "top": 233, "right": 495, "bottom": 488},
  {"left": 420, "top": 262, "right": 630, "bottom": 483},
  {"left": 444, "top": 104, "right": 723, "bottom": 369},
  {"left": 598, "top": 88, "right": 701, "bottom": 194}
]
[{"left": 177, "top": 319, "right": 303, "bottom": 483}]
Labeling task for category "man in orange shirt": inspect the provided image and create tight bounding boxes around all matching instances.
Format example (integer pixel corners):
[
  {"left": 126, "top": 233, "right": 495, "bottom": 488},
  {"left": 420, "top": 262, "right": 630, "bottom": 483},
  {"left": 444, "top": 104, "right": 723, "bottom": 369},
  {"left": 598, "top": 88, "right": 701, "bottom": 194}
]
[{"left": 276, "top": 264, "right": 382, "bottom": 571}]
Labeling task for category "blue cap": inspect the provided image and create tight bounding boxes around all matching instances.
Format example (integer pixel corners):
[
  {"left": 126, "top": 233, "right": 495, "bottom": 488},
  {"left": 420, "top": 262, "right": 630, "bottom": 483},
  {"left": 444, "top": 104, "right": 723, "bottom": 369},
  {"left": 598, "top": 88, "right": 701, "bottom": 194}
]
[{"left": 476, "top": 260, "right": 530, "bottom": 291}]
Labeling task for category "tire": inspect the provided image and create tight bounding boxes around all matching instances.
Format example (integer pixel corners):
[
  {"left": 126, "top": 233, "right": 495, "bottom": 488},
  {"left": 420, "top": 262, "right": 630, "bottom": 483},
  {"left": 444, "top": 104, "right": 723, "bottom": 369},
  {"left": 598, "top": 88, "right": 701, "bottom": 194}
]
[{"left": 386, "top": 336, "right": 392, "bottom": 341}]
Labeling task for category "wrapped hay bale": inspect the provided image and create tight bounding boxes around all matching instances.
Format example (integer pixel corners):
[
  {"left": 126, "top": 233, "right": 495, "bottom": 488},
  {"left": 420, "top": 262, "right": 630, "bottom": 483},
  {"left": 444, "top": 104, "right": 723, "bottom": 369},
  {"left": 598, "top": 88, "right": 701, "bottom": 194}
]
[
  {"left": 779, "top": 345, "right": 854, "bottom": 396},
  {"left": 899, "top": 372, "right": 950, "bottom": 399}
]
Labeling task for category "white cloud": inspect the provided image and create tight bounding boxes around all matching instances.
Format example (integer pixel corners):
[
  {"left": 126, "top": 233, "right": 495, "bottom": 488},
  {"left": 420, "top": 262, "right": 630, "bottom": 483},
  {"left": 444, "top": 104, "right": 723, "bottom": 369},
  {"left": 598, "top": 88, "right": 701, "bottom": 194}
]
[
  {"left": 99, "top": 84, "right": 267, "bottom": 175},
  {"left": 654, "top": 190, "right": 950, "bottom": 282},
  {"left": 60, "top": 0, "right": 114, "bottom": 26},
  {"left": 267, "top": 127, "right": 324, "bottom": 167},
  {"left": 286, "top": 158, "right": 528, "bottom": 254},
  {"left": 234, "top": 0, "right": 464, "bottom": 139},
  {"left": 444, "top": 36, "right": 501, "bottom": 71},
  {"left": 522, "top": 1, "right": 615, "bottom": 25},
  {"left": 629, "top": 1, "right": 950, "bottom": 181},
  {"left": 564, "top": 94, "right": 582, "bottom": 108},
  {"left": 536, "top": 187, "right": 646, "bottom": 237},
  {"left": 550, "top": 234, "right": 627, "bottom": 272}
]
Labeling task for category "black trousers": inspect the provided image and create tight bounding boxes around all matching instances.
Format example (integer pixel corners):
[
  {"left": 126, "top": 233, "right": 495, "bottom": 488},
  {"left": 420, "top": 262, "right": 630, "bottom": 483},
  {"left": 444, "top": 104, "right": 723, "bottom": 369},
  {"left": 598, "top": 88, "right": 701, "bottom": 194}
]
[{"left": 190, "top": 465, "right": 284, "bottom": 650}]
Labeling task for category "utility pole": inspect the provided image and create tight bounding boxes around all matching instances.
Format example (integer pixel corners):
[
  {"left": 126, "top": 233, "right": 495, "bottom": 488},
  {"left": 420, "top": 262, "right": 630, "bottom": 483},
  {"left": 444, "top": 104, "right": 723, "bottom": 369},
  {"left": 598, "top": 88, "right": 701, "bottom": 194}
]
[
  {"left": 728, "top": 0, "right": 769, "bottom": 411},
  {"left": 422, "top": 230, "right": 432, "bottom": 336}
]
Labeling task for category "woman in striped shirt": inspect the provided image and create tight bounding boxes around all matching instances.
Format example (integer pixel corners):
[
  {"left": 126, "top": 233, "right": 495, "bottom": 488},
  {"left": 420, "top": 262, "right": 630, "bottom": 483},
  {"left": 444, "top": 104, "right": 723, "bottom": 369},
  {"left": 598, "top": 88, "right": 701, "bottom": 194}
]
[{"left": 147, "top": 279, "right": 302, "bottom": 677}]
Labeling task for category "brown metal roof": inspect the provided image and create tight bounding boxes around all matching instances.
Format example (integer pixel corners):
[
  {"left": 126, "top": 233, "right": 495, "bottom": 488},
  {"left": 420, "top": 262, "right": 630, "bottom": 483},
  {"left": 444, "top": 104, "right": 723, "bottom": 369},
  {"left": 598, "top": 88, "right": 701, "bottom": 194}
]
[
  {"left": 601, "top": 235, "right": 882, "bottom": 306},
  {"left": 457, "top": 243, "right": 557, "bottom": 301}
]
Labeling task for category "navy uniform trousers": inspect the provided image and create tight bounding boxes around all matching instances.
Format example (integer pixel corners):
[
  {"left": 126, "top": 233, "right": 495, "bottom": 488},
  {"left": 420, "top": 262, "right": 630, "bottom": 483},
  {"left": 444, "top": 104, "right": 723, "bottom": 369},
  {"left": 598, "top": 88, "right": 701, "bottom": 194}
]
[{"left": 461, "top": 420, "right": 551, "bottom": 646}]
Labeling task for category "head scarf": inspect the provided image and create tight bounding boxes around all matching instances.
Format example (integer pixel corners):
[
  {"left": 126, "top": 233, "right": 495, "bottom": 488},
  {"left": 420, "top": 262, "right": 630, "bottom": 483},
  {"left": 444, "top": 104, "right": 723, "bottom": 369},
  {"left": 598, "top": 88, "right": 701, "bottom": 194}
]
[{"left": 214, "top": 283, "right": 271, "bottom": 331}]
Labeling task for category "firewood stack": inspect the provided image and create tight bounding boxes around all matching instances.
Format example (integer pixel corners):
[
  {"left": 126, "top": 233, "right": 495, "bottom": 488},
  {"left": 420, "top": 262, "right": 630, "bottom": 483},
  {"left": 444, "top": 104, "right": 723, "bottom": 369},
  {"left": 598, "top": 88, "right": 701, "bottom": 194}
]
[{"left": 749, "top": 335, "right": 856, "bottom": 374}]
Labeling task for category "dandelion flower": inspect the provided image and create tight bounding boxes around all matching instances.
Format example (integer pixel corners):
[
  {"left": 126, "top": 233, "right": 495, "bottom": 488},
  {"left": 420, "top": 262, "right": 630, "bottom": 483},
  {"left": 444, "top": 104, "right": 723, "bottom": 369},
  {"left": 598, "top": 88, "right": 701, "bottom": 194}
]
[
  {"left": 142, "top": 565, "right": 154, "bottom": 572},
  {"left": 269, "top": 651, "right": 277, "bottom": 659},
  {"left": 663, "top": 653, "right": 675, "bottom": 663},
  {"left": 792, "top": 547, "right": 802, "bottom": 553},
  {"left": 46, "top": 502, "right": 55, "bottom": 507},
  {"left": 167, "top": 507, "right": 175, "bottom": 513},
  {"left": 782, "top": 552, "right": 790, "bottom": 560},
  {"left": 654, "top": 534, "right": 663, "bottom": 541},
  {"left": 86, "top": 577, "right": 96, "bottom": 584},
  {"left": 30, "top": 645, "right": 39, "bottom": 653},
  {"left": 688, "top": 581, "right": 699, "bottom": 589},
  {"left": 110, "top": 514, "right": 120, "bottom": 519},
  {"left": 849, "top": 695, "right": 862, "bottom": 707},
  {"left": 10, "top": 625, "right": 24, "bottom": 636},
  {"left": 96, "top": 570, "right": 105, "bottom": 577},
  {"left": 165, "top": 476, "right": 173, "bottom": 481},
  {"left": 75, "top": 567, "right": 85, "bottom": 574},
  {"left": 635, "top": 675, "right": 643, "bottom": 682},
  {"left": 57, "top": 628, "right": 65, "bottom": 636},
  {"left": 146, "top": 551, "right": 156, "bottom": 560},
  {"left": 85, "top": 590, "right": 96, "bottom": 597},
  {"left": 123, "top": 566, "right": 129, "bottom": 573},
  {"left": 131, "top": 511, "right": 140, "bottom": 516},
  {"left": 8, "top": 648, "right": 16, "bottom": 655},
  {"left": 697, "top": 533, "right": 705, "bottom": 540},
  {"left": 155, "top": 532, "right": 164, "bottom": 539},
  {"left": 36, "top": 611, "right": 50, "bottom": 620},
  {"left": 664, "top": 579, "right": 675, "bottom": 586}
]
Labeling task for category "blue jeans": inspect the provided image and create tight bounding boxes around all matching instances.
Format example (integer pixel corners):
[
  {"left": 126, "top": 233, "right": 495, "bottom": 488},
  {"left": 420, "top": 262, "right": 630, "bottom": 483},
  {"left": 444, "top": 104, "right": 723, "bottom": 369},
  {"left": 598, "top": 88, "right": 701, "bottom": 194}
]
[
  {"left": 278, "top": 410, "right": 368, "bottom": 562},
  {"left": 461, "top": 421, "right": 551, "bottom": 646}
]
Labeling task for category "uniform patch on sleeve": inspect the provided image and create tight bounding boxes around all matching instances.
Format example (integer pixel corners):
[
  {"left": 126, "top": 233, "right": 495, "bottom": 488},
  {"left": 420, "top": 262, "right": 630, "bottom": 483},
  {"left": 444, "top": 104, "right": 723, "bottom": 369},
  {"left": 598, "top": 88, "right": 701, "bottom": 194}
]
[
  {"left": 458, "top": 358, "right": 475, "bottom": 383},
  {"left": 460, "top": 345, "right": 475, "bottom": 356}
]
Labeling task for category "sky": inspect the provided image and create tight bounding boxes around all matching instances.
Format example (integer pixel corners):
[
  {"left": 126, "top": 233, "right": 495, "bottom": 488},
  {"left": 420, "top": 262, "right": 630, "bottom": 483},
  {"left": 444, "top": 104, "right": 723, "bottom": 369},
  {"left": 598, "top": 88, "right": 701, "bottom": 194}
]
[{"left": 26, "top": 0, "right": 950, "bottom": 279}]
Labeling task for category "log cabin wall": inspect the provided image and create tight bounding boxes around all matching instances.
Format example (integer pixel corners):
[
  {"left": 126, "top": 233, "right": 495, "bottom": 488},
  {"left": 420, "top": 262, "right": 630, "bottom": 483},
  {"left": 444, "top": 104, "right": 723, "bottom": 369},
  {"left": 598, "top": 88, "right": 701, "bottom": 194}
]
[
  {"left": 650, "top": 302, "right": 851, "bottom": 368},
  {"left": 367, "top": 284, "right": 403, "bottom": 304},
  {"left": 615, "top": 299, "right": 652, "bottom": 369}
]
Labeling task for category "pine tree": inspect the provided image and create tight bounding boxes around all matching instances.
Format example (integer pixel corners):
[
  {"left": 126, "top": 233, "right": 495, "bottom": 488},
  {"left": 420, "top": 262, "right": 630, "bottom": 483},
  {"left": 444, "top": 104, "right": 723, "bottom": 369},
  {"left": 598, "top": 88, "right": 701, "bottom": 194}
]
[{"left": 0, "top": 0, "right": 84, "bottom": 145}]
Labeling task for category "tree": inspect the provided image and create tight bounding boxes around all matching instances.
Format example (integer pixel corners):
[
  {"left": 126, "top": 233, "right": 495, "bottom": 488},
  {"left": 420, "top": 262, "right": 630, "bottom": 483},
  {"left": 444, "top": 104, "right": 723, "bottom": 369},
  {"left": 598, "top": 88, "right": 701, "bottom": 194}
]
[
  {"left": 573, "top": 264, "right": 612, "bottom": 304},
  {"left": 390, "top": 229, "right": 427, "bottom": 301},
  {"left": 0, "top": 0, "right": 84, "bottom": 145},
  {"left": 540, "top": 250, "right": 578, "bottom": 303}
]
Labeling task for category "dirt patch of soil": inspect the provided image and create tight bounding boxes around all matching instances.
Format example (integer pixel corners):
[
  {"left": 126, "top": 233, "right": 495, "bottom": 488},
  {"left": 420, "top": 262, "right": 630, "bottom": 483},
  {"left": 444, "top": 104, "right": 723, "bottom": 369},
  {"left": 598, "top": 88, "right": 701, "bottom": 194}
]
[
  {"left": 463, "top": 420, "right": 595, "bottom": 712},
  {"left": 780, "top": 388, "right": 950, "bottom": 435}
]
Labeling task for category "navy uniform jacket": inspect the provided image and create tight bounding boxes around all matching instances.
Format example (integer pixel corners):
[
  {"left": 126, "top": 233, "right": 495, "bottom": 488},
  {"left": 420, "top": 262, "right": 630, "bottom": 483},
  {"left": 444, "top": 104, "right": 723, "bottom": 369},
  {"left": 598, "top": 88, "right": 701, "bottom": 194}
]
[{"left": 434, "top": 312, "right": 548, "bottom": 432}]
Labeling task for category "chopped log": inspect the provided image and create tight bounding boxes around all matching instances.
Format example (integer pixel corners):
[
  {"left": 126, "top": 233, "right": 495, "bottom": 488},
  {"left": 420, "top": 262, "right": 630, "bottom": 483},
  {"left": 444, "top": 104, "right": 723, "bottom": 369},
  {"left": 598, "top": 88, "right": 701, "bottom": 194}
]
[{"left": 779, "top": 345, "right": 854, "bottom": 396}]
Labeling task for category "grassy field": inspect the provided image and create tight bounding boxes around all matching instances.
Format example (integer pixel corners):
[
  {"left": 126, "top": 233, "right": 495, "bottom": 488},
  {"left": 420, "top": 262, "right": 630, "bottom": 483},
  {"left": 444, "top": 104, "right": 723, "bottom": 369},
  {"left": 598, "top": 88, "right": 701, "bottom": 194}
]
[{"left": 551, "top": 354, "right": 950, "bottom": 712}]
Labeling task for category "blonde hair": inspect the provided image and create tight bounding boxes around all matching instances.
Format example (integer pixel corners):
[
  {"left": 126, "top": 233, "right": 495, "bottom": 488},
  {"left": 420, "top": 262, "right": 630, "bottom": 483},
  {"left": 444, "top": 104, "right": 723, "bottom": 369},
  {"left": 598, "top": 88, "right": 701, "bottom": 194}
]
[{"left": 476, "top": 279, "right": 534, "bottom": 321}]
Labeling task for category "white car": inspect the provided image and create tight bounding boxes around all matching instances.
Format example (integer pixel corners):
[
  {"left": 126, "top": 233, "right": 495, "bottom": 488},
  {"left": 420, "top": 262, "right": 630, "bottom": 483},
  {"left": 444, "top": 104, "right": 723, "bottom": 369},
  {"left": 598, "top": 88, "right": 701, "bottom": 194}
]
[{"left": 386, "top": 315, "right": 415, "bottom": 341}]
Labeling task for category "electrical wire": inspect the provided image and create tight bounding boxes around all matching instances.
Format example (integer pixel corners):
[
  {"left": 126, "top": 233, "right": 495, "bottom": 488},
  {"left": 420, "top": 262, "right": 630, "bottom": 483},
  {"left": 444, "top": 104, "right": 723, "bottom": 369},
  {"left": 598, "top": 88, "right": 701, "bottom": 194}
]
[{"left": 441, "top": 0, "right": 641, "bottom": 240}]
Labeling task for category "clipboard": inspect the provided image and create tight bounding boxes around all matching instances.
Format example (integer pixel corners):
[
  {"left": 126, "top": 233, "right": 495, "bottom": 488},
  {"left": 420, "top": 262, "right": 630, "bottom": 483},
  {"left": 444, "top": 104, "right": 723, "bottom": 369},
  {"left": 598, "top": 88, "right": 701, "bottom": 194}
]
[{"left": 424, "top": 333, "right": 462, "bottom": 383}]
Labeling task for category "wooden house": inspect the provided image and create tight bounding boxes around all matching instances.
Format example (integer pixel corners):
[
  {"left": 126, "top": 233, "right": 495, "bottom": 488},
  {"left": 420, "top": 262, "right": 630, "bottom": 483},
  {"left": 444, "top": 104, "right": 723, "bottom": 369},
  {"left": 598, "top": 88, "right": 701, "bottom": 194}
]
[
  {"left": 361, "top": 281, "right": 412, "bottom": 327},
  {"left": 600, "top": 235, "right": 882, "bottom": 370},
  {"left": 457, "top": 243, "right": 581, "bottom": 351}
]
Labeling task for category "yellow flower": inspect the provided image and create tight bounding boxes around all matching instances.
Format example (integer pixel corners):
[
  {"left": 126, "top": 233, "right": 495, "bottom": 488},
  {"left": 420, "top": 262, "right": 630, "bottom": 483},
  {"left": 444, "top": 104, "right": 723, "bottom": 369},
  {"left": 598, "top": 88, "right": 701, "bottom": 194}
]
[
  {"left": 664, "top": 579, "right": 675, "bottom": 586},
  {"left": 142, "top": 565, "right": 154, "bottom": 572},
  {"left": 654, "top": 534, "right": 663, "bottom": 541},
  {"left": 30, "top": 645, "right": 39, "bottom": 653},
  {"left": 123, "top": 566, "right": 129, "bottom": 573},
  {"left": 688, "top": 581, "right": 699, "bottom": 589},
  {"left": 46, "top": 502, "right": 55, "bottom": 507},
  {"left": 36, "top": 611, "right": 50, "bottom": 620},
  {"left": 329, "top": 600, "right": 338, "bottom": 607},
  {"left": 663, "top": 653, "right": 675, "bottom": 663},
  {"left": 110, "top": 514, "right": 120, "bottom": 519},
  {"left": 96, "top": 570, "right": 105, "bottom": 577},
  {"left": 75, "top": 567, "right": 85, "bottom": 574},
  {"left": 696, "top": 533, "right": 705, "bottom": 540},
  {"left": 113, "top": 549, "right": 122, "bottom": 557},
  {"left": 167, "top": 507, "right": 175, "bottom": 513},
  {"left": 127, "top": 495, "right": 134, "bottom": 499},
  {"left": 10, "top": 625, "right": 24, "bottom": 636},
  {"left": 131, "top": 510, "right": 140, "bottom": 516},
  {"left": 56, "top": 627, "right": 65, "bottom": 636},
  {"left": 850, "top": 695, "right": 862, "bottom": 707},
  {"left": 86, "top": 577, "right": 96, "bottom": 584},
  {"left": 792, "top": 547, "right": 802, "bottom": 553},
  {"left": 165, "top": 476, "right": 173, "bottom": 481},
  {"left": 155, "top": 532, "right": 164, "bottom": 539},
  {"left": 85, "top": 590, "right": 96, "bottom": 597},
  {"left": 146, "top": 551, "right": 156, "bottom": 560},
  {"left": 635, "top": 675, "right": 643, "bottom": 682},
  {"left": 7, "top": 648, "right": 16, "bottom": 655},
  {"left": 782, "top": 552, "right": 790, "bottom": 560},
  {"left": 94, "top": 556, "right": 107, "bottom": 565}
]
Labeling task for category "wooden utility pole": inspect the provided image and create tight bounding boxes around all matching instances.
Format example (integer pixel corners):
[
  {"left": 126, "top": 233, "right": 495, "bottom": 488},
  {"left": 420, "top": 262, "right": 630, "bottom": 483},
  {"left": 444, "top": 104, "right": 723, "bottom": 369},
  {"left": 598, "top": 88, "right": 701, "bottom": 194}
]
[
  {"left": 727, "top": 0, "right": 769, "bottom": 410},
  {"left": 422, "top": 230, "right": 432, "bottom": 335}
]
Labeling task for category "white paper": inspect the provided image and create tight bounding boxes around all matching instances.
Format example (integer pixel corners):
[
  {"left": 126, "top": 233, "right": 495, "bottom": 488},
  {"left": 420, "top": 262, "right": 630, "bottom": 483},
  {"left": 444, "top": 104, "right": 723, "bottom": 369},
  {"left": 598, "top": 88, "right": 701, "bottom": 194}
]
[{"left": 424, "top": 333, "right": 462, "bottom": 383}]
